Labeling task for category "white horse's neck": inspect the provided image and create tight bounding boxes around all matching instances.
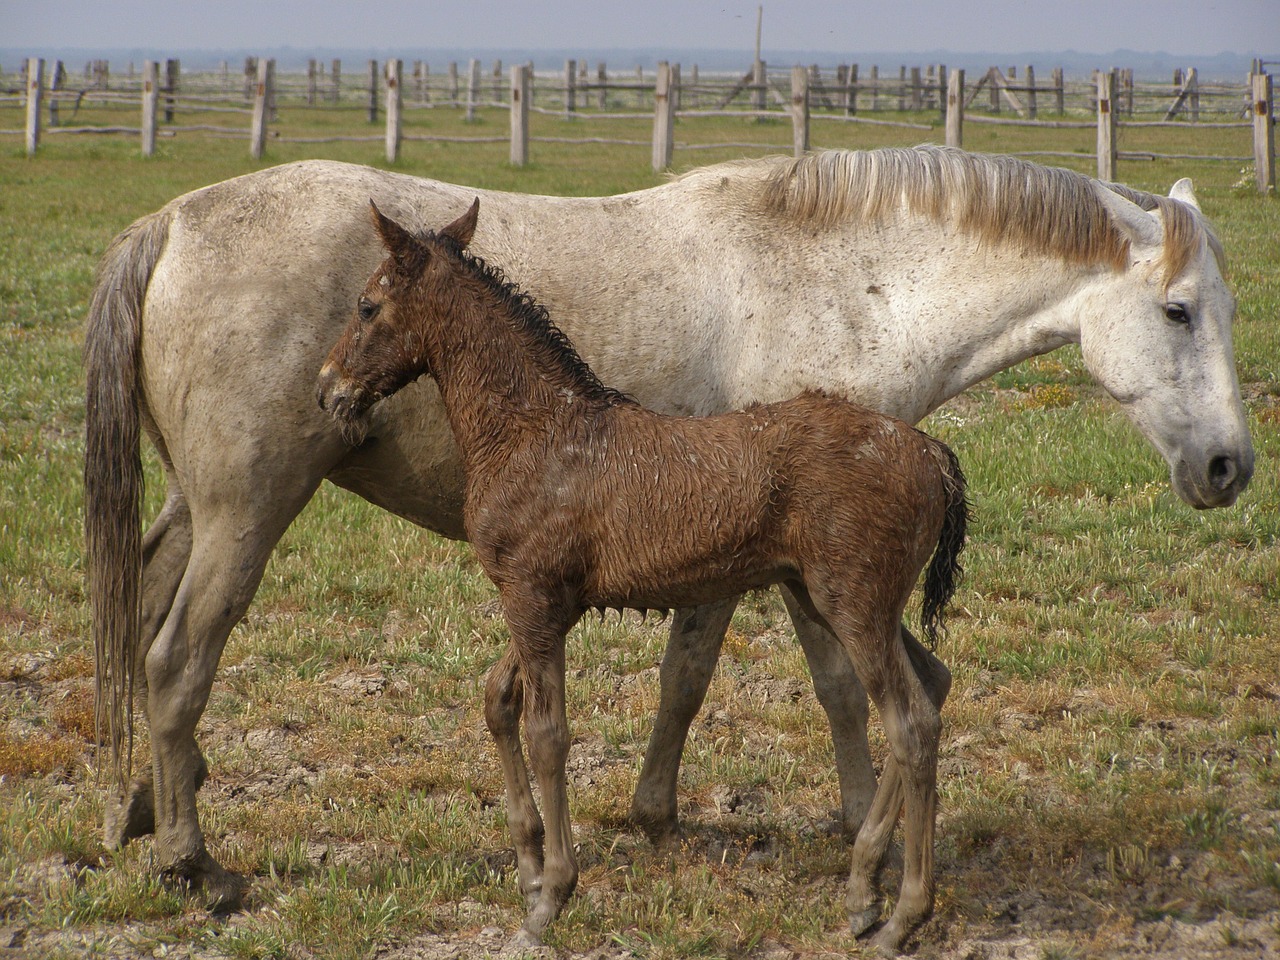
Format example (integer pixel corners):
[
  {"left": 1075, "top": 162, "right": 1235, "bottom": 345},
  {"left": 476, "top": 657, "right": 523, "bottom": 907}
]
[{"left": 702, "top": 215, "right": 1095, "bottom": 424}]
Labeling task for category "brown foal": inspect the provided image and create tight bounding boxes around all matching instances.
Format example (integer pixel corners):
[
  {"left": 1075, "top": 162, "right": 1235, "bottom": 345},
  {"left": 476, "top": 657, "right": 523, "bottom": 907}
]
[{"left": 316, "top": 200, "right": 969, "bottom": 952}]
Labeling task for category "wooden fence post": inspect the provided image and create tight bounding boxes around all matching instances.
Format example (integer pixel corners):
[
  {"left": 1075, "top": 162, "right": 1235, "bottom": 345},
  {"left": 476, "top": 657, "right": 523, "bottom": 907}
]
[
  {"left": 910, "top": 66, "right": 922, "bottom": 110},
  {"left": 25, "top": 58, "right": 43, "bottom": 155},
  {"left": 1253, "top": 72, "right": 1276, "bottom": 193},
  {"left": 509, "top": 64, "right": 529, "bottom": 166},
  {"left": 366, "top": 60, "right": 379, "bottom": 123},
  {"left": 48, "top": 60, "right": 65, "bottom": 127},
  {"left": 250, "top": 57, "right": 273, "bottom": 159},
  {"left": 1025, "top": 64, "right": 1037, "bottom": 119},
  {"left": 564, "top": 59, "right": 576, "bottom": 117},
  {"left": 331, "top": 59, "right": 341, "bottom": 103},
  {"left": 1053, "top": 67, "right": 1064, "bottom": 114},
  {"left": 652, "top": 61, "right": 674, "bottom": 171},
  {"left": 1096, "top": 69, "right": 1118, "bottom": 181},
  {"left": 307, "top": 59, "right": 318, "bottom": 105},
  {"left": 1188, "top": 67, "right": 1200, "bottom": 121},
  {"left": 466, "top": 58, "right": 481, "bottom": 122},
  {"left": 791, "top": 64, "right": 810, "bottom": 156},
  {"left": 848, "top": 63, "right": 858, "bottom": 115},
  {"left": 448, "top": 62, "right": 459, "bottom": 104},
  {"left": 386, "top": 59, "right": 402, "bottom": 162},
  {"left": 597, "top": 62, "right": 607, "bottom": 109},
  {"left": 870, "top": 65, "right": 879, "bottom": 110},
  {"left": 243, "top": 57, "right": 256, "bottom": 101},
  {"left": 141, "top": 60, "right": 159, "bottom": 156},
  {"left": 164, "top": 59, "right": 179, "bottom": 123},
  {"left": 493, "top": 60, "right": 503, "bottom": 103},
  {"left": 945, "top": 68, "right": 964, "bottom": 148}
]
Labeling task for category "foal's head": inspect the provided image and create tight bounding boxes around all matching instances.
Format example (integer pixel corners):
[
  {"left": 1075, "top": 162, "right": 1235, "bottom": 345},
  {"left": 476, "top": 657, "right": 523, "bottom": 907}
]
[{"left": 317, "top": 199, "right": 479, "bottom": 442}]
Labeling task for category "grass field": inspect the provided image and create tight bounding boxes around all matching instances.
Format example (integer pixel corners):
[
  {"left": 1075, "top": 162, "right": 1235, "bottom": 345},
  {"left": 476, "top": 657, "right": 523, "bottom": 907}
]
[{"left": 1, "top": 95, "right": 1278, "bottom": 960}]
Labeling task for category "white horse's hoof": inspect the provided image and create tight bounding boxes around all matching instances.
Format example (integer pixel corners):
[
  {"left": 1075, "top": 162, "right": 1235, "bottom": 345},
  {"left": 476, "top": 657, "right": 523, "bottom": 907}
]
[
  {"left": 508, "top": 928, "right": 543, "bottom": 952},
  {"left": 849, "top": 902, "right": 883, "bottom": 938}
]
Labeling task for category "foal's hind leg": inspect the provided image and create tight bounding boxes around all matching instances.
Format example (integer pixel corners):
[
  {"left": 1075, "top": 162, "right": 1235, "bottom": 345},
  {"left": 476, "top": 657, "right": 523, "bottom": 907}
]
[
  {"left": 629, "top": 597, "right": 738, "bottom": 846},
  {"left": 841, "top": 624, "right": 943, "bottom": 952},
  {"left": 778, "top": 586, "right": 877, "bottom": 839},
  {"left": 483, "top": 648, "right": 545, "bottom": 908}
]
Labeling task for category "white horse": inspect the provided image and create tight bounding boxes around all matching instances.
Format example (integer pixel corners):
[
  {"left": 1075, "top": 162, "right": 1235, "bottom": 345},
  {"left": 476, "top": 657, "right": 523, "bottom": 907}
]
[{"left": 86, "top": 146, "right": 1252, "bottom": 912}]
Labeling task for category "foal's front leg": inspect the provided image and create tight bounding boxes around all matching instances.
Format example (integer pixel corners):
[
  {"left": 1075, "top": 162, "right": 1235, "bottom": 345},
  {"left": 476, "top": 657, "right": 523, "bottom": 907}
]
[
  {"left": 510, "top": 635, "right": 577, "bottom": 945},
  {"left": 483, "top": 648, "right": 545, "bottom": 908}
]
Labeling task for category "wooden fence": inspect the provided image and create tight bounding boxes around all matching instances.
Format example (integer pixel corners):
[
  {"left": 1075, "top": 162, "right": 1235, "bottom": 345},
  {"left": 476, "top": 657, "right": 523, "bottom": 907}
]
[{"left": 3, "top": 56, "right": 1274, "bottom": 192}]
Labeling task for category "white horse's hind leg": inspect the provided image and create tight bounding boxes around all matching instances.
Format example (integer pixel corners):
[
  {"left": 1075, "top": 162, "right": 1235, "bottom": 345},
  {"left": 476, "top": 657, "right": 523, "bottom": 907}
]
[
  {"left": 141, "top": 493, "right": 317, "bottom": 911},
  {"left": 629, "top": 597, "right": 738, "bottom": 845},
  {"left": 106, "top": 484, "right": 195, "bottom": 849}
]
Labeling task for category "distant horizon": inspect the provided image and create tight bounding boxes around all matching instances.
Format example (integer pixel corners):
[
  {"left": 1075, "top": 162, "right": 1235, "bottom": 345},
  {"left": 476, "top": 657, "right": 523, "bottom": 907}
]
[{"left": 3, "top": 44, "right": 1270, "bottom": 83}]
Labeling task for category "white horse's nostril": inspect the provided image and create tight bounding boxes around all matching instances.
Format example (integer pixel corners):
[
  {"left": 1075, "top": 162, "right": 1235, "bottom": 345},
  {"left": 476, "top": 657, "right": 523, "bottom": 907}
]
[{"left": 1208, "top": 454, "right": 1237, "bottom": 492}]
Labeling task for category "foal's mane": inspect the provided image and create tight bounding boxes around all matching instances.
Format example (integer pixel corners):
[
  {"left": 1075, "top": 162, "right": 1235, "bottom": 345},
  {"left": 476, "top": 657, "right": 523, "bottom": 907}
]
[
  {"left": 719, "top": 146, "right": 1221, "bottom": 282},
  {"left": 426, "top": 230, "right": 636, "bottom": 408}
]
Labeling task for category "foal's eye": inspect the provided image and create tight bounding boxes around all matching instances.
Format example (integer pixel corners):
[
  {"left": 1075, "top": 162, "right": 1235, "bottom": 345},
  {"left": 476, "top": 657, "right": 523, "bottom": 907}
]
[
  {"left": 1164, "top": 303, "right": 1190, "bottom": 324},
  {"left": 357, "top": 297, "right": 379, "bottom": 322}
]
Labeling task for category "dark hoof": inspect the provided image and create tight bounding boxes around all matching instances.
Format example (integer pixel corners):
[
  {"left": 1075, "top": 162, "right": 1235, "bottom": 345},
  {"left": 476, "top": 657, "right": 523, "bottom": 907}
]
[
  {"left": 160, "top": 850, "right": 246, "bottom": 915},
  {"left": 103, "top": 778, "right": 156, "bottom": 848}
]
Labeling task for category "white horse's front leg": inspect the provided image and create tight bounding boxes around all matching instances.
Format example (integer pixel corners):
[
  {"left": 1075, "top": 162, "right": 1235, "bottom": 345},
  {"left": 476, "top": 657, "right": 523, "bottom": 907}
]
[{"left": 630, "top": 597, "right": 738, "bottom": 845}]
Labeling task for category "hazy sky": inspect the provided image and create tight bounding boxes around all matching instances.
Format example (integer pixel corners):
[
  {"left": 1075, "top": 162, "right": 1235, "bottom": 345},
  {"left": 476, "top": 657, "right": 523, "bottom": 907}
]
[{"left": 8, "top": 0, "right": 1277, "bottom": 56}]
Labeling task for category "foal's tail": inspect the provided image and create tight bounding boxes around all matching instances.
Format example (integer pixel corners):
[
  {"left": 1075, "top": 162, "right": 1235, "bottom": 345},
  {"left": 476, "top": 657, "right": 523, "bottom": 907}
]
[
  {"left": 920, "top": 438, "right": 970, "bottom": 648},
  {"left": 84, "top": 209, "right": 171, "bottom": 791}
]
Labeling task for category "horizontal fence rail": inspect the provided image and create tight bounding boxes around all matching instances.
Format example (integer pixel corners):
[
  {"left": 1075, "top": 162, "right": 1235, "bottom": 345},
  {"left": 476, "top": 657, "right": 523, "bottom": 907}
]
[{"left": 3, "top": 56, "right": 1274, "bottom": 191}]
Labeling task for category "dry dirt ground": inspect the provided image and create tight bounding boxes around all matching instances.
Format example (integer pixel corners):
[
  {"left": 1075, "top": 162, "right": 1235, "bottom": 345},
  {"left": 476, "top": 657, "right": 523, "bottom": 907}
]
[{"left": 2, "top": 647, "right": 1278, "bottom": 960}]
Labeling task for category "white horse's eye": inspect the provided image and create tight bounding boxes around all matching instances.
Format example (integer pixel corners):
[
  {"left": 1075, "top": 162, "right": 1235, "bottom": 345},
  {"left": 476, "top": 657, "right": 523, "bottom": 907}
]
[{"left": 1164, "top": 303, "right": 1190, "bottom": 324}]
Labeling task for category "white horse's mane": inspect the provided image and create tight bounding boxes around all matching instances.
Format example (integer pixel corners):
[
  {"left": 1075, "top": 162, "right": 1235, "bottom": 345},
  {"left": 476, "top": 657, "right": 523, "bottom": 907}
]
[{"left": 696, "top": 146, "right": 1219, "bottom": 284}]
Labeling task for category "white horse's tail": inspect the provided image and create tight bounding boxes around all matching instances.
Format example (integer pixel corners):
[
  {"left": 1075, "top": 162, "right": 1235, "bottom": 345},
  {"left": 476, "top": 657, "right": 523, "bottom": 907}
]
[{"left": 85, "top": 209, "right": 170, "bottom": 791}]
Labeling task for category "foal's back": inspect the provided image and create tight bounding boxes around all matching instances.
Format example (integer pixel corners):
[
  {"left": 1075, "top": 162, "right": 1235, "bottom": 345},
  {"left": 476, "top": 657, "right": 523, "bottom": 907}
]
[{"left": 468, "top": 391, "right": 946, "bottom": 613}]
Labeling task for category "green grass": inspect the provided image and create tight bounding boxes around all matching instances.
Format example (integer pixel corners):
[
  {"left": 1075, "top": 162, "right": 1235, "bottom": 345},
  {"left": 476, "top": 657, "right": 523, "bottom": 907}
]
[{"left": 0, "top": 89, "right": 1277, "bottom": 959}]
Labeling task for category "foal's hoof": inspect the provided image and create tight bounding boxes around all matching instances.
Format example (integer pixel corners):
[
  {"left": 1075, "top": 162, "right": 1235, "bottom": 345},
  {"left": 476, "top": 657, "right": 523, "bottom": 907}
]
[
  {"left": 160, "top": 850, "right": 246, "bottom": 915},
  {"left": 103, "top": 779, "right": 156, "bottom": 848},
  {"left": 627, "top": 807, "right": 682, "bottom": 852}
]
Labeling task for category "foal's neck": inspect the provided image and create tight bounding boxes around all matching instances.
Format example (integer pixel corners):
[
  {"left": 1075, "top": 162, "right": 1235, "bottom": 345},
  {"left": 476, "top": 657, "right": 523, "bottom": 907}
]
[{"left": 417, "top": 262, "right": 617, "bottom": 470}]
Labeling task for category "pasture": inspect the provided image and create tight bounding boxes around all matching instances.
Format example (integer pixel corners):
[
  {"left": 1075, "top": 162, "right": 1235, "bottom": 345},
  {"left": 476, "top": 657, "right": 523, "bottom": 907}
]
[{"left": 1, "top": 99, "right": 1278, "bottom": 959}]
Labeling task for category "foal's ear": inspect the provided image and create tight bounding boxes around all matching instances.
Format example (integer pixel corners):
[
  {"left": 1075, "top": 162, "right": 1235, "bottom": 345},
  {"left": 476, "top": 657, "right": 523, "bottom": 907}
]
[
  {"left": 440, "top": 198, "right": 480, "bottom": 248},
  {"left": 368, "top": 200, "right": 418, "bottom": 257}
]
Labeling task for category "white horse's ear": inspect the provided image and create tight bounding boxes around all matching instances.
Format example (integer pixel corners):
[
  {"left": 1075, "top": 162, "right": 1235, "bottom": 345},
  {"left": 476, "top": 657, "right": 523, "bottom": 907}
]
[
  {"left": 1169, "top": 177, "right": 1201, "bottom": 211},
  {"left": 1092, "top": 183, "right": 1163, "bottom": 249}
]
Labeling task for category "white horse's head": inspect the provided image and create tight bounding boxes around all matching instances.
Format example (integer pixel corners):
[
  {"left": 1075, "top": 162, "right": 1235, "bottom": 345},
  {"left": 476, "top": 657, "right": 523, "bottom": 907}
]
[{"left": 1081, "top": 180, "right": 1253, "bottom": 508}]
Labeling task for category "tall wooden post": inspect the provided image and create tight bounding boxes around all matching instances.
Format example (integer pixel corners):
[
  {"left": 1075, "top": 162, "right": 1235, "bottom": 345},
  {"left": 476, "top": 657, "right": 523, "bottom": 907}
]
[
  {"left": 1025, "top": 64, "right": 1037, "bottom": 119},
  {"left": 652, "top": 61, "right": 674, "bottom": 171},
  {"left": 1253, "top": 72, "right": 1275, "bottom": 193},
  {"left": 791, "top": 64, "right": 809, "bottom": 156},
  {"left": 509, "top": 64, "right": 529, "bottom": 166},
  {"left": 25, "top": 58, "right": 43, "bottom": 155},
  {"left": 448, "top": 62, "right": 459, "bottom": 104},
  {"left": 869, "top": 65, "right": 879, "bottom": 110},
  {"left": 848, "top": 63, "right": 858, "bottom": 115},
  {"left": 1053, "top": 67, "right": 1065, "bottom": 114},
  {"left": 386, "top": 59, "right": 402, "bottom": 162},
  {"left": 945, "top": 68, "right": 964, "bottom": 148},
  {"left": 597, "top": 62, "right": 607, "bottom": 109},
  {"left": 493, "top": 60, "right": 503, "bottom": 103},
  {"left": 141, "top": 60, "right": 159, "bottom": 156},
  {"left": 307, "top": 59, "right": 318, "bottom": 105},
  {"left": 1096, "top": 69, "right": 1118, "bottom": 181},
  {"left": 331, "top": 59, "right": 341, "bottom": 102},
  {"left": 752, "top": 58, "right": 767, "bottom": 112}
]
